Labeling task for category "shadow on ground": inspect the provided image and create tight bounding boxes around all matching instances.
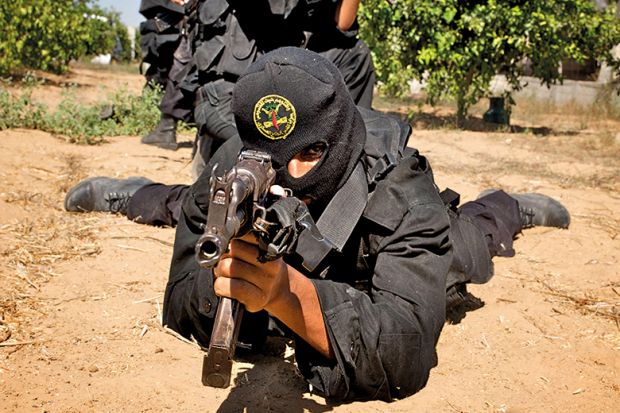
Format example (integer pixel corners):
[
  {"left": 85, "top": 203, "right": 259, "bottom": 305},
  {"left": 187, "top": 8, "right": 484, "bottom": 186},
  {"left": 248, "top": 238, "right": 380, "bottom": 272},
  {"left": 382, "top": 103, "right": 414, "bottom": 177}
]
[
  {"left": 385, "top": 110, "right": 581, "bottom": 137},
  {"left": 215, "top": 338, "right": 340, "bottom": 413}
]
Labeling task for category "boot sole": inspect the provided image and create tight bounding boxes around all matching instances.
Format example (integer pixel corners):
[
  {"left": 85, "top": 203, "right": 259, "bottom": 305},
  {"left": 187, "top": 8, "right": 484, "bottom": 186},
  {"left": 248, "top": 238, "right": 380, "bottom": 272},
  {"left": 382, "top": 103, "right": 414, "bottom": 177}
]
[
  {"left": 141, "top": 140, "right": 178, "bottom": 151},
  {"left": 156, "top": 142, "right": 179, "bottom": 151}
]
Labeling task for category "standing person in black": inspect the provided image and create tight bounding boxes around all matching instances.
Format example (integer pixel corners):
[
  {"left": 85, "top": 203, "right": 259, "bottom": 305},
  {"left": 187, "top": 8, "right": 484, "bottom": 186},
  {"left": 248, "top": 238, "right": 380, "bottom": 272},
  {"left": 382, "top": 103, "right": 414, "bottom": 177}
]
[
  {"left": 178, "top": 0, "right": 375, "bottom": 177},
  {"left": 140, "top": 0, "right": 197, "bottom": 150},
  {"left": 64, "top": 48, "right": 570, "bottom": 401},
  {"left": 138, "top": 0, "right": 185, "bottom": 89},
  {"left": 140, "top": 1, "right": 375, "bottom": 163}
]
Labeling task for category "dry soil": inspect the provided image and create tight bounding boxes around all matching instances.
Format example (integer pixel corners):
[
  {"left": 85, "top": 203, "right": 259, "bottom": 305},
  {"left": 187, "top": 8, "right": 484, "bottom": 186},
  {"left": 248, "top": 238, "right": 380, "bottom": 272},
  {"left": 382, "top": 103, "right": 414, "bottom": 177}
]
[{"left": 0, "top": 67, "right": 619, "bottom": 413}]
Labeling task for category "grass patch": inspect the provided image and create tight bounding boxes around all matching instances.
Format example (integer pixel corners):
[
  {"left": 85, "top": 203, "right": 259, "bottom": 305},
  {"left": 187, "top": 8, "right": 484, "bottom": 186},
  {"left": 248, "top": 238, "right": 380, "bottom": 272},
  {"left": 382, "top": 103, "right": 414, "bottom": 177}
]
[
  {"left": 0, "top": 85, "right": 163, "bottom": 144},
  {"left": 0, "top": 88, "right": 48, "bottom": 131},
  {"left": 512, "top": 94, "right": 620, "bottom": 129}
]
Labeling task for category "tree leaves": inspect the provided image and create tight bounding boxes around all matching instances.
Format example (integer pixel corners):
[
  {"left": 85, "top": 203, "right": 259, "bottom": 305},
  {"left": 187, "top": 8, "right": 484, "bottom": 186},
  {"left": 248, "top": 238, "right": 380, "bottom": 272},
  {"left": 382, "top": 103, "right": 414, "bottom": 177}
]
[
  {"left": 359, "top": 0, "right": 620, "bottom": 125},
  {"left": 0, "top": 0, "right": 130, "bottom": 75}
]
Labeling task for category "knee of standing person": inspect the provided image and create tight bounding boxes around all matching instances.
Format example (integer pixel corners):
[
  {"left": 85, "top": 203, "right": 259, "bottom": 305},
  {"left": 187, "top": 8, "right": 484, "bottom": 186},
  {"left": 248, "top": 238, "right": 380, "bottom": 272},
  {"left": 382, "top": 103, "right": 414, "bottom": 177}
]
[{"left": 191, "top": 84, "right": 238, "bottom": 176}]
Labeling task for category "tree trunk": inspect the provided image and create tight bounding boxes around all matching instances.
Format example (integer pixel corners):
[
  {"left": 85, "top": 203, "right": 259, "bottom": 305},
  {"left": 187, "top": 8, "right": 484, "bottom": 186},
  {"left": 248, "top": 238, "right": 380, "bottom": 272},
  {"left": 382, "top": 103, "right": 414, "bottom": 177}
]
[
  {"left": 456, "top": 93, "right": 466, "bottom": 128},
  {"left": 456, "top": 70, "right": 475, "bottom": 128}
]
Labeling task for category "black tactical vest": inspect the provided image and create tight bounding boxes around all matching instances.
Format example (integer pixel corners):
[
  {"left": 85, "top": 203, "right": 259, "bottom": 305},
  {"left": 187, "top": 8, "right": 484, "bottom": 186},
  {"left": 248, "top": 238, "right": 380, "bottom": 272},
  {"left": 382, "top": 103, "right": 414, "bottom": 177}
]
[
  {"left": 138, "top": 0, "right": 186, "bottom": 85},
  {"left": 189, "top": 0, "right": 353, "bottom": 85}
]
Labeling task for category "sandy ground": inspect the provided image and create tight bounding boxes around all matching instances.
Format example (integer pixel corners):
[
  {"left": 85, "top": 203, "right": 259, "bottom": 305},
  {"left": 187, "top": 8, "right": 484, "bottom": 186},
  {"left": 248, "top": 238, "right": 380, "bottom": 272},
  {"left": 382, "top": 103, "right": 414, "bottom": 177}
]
[{"left": 0, "top": 67, "right": 619, "bottom": 413}]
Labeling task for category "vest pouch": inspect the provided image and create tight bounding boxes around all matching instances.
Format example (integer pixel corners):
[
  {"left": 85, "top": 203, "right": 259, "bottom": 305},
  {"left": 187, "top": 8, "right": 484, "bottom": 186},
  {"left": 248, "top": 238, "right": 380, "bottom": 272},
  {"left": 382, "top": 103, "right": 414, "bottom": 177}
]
[
  {"left": 194, "top": 37, "right": 226, "bottom": 72},
  {"left": 139, "top": 33, "right": 180, "bottom": 66},
  {"left": 140, "top": 32, "right": 159, "bottom": 61},
  {"left": 153, "top": 15, "right": 173, "bottom": 33},
  {"left": 140, "top": 0, "right": 184, "bottom": 18},
  {"left": 139, "top": 20, "right": 158, "bottom": 36},
  {"left": 198, "top": 0, "right": 229, "bottom": 26},
  {"left": 216, "top": 18, "right": 257, "bottom": 77},
  {"left": 230, "top": 18, "right": 256, "bottom": 60},
  {"left": 154, "top": 33, "right": 181, "bottom": 58}
]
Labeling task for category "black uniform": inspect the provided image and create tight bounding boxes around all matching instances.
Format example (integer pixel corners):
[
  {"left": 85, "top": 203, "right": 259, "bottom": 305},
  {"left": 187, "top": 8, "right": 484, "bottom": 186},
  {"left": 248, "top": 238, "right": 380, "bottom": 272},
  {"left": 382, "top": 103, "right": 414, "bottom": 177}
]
[
  {"left": 181, "top": 0, "right": 376, "bottom": 176},
  {"left": 139, "top": 0, "right": 196, "bottom": 125},
  {"left": 130, "top": 48, "right": 523, "bottom": 401},
  {"left": 128, "top": 107, "right": 520, "bottom": 401},
  {"left": 61, "top": 45, "right": 562, "bottom": 402},
  {"left": 139, "top": 0, "right": 186, "bottom": 88}
]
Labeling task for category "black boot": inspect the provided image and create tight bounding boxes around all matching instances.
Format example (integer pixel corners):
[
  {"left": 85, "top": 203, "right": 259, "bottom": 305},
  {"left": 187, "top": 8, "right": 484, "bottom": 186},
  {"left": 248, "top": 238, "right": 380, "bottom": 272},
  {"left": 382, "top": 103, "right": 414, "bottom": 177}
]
[
  {"left": 64, "top": 177, "right": 153, "bottom": 214},
  {"left": 511, "top": 193, "right": 571, "bottom": 229},
  {"left": 141, "top": 115, "right": 178, "bottom": 150},
  {"left": 445, "top": 283, "right": 485, "bottom": 324},
  {"left": 479, "top": 190, "right": 570, "bottom": 229}
]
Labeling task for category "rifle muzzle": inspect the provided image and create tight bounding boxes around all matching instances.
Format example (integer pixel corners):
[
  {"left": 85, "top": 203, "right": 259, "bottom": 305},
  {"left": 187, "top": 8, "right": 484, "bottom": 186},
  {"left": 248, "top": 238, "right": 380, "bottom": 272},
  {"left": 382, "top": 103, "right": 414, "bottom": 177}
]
[{"left": 195, "top": 233, "right": 225, "bottom": 268}]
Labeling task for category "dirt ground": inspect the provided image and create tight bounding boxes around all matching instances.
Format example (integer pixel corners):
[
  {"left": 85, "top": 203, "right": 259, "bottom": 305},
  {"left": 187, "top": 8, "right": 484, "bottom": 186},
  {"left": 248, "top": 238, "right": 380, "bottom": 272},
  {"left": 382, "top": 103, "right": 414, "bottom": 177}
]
[{"left": 0, "top": 67, "right": 619, "bottom": 413}]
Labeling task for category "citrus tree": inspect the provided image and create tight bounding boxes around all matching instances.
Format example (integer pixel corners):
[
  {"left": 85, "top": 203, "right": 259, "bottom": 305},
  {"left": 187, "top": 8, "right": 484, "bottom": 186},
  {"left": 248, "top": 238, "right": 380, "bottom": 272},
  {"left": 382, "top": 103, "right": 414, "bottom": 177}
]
[
  {"left": 359, "top": 0, "right": 620, "bottom": 125},
  {"left": 84, "top": 7, "right": 134, "bottom": 63},
  {"left": 0, "top": 0, "right": 129, "bottom": 75}
]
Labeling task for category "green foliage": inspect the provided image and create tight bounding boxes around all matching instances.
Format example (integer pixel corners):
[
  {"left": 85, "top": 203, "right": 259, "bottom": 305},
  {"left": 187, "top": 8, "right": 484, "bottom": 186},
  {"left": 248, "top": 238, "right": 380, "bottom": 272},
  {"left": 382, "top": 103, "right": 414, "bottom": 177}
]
[
  {"left": 359, "top": 0, "right": 620, "bottom": 125},
  {"left": 0, "top": 0, "right": 133, "bottom": 75},
  {"left": 134, "top": 29, "right": 142, "bottom": 63},
  {"left": 102, "top": 86, "right": 163, "bottom": 135},
  {"left": 86, "top": 8, "right": 133, "bottom": 63},
  {"left": 0, "top": 86, "right": 162, "bottom": 144},
  {"left": 0, "top": 88, "right": 48, "bottom": 130},
  {"left": 1, "top": 0, "right": 89, "bottom": 74},
  {"left": 45, "top": 95, "right": 116, "bottom": 144},
  {"left": 83, "top": 8, "right": 116, "bottom": 59}
]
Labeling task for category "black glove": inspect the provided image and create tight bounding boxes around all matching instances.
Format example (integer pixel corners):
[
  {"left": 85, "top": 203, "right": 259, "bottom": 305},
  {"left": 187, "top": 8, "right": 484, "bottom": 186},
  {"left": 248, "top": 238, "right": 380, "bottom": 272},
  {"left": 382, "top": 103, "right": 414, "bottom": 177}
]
[{"left": 256, "top": 196, "right": 311, "bottom": 262}]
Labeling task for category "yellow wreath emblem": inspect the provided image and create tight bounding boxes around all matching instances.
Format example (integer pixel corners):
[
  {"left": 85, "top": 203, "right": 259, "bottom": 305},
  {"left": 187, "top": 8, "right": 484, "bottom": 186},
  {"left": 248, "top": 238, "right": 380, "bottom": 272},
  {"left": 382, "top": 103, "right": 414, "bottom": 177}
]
[{"left": 253, "top": 95, "right": 297, "bottom": 140}]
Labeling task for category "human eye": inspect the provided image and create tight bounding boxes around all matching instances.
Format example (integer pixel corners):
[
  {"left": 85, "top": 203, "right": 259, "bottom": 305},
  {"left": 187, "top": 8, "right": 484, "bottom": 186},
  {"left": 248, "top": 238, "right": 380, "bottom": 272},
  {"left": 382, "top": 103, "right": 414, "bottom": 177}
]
[{"left": 299, "top": 142, "right": 326, "bottom": 161}]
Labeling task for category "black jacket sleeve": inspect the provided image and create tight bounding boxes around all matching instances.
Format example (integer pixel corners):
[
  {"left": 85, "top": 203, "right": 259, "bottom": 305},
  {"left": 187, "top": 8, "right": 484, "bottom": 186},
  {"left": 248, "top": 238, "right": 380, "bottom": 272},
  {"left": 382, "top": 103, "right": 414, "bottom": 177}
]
[
  {"left": 295, "top": 156, "right": 452, "bottom": 401},
  {"left": 162, "top": 138, "right": 451, "bottom": 401}
]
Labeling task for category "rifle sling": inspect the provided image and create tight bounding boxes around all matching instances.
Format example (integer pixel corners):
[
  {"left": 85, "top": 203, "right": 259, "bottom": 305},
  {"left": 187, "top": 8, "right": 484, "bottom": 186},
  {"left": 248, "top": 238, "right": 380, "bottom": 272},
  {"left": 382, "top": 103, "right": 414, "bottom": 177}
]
[{"left": 316, "top": 162, "right": 368, "bottom": 252}]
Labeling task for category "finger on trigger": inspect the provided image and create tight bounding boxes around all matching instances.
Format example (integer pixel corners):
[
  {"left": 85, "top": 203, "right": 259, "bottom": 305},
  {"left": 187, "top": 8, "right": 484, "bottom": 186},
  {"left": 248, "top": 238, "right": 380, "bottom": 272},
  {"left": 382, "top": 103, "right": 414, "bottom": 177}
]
[{"left": 270, "top": 185, "right": 287, "bottom": 197}]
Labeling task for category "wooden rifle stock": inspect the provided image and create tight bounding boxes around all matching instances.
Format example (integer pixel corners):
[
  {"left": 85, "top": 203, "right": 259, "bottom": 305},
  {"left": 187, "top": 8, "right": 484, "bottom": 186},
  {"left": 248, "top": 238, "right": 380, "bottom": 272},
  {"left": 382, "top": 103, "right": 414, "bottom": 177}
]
[{"left": 201, "top": 297, "right": 243, "bottom": 388}]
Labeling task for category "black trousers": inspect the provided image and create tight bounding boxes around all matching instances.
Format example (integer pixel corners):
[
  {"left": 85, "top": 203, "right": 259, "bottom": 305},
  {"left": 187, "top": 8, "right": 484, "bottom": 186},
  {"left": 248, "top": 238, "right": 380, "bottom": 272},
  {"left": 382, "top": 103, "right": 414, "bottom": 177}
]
[
  {"left": 445, "top": 190, "right": 521, "bottom": 290},
  {"left": 159, "top": 35, "right": 194, "bottom": 122},
  {"left": 191, "top": 79, "right": 238, "bottom": 179},
  {"left": 126, "top": 183, "right": 188, "bottom": 227},
  {"left": 127, "top": 184, "right": 521, "bottom": 288},
  {"left": 315, "top": 39, "right": 375, "bottom": 110}
]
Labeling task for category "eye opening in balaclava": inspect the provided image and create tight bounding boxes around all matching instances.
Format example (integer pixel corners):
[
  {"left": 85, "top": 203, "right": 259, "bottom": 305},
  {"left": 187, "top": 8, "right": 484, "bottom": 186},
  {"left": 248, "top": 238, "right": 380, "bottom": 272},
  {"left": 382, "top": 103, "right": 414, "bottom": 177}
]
[
  {"left": 285, "top": 141, "right": 329, "bottom": 179},
  {"left": 232, "top": 47, "right": 366, "bottom": 209},
  {"left": 295, "top": 141, "right": 328, "bottom": 164}
]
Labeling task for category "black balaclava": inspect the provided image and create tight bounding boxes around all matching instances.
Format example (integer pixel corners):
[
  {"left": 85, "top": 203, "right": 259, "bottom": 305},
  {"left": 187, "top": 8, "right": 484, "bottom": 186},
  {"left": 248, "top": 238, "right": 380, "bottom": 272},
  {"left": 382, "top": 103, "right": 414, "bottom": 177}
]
[{"left": 232, "top": 47, "right": 366, "bottom": 208}]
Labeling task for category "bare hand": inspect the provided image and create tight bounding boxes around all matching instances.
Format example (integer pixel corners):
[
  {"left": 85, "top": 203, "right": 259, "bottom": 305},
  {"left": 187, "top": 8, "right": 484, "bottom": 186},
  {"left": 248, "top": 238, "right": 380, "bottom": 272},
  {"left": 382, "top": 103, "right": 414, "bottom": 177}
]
[
  {"left": 270, "top": 184, "right": 287, "bottom": 198},
  {"left": 213, "top": 234, "right": 290, "bottom": 313},
  {"left": 214, "top": 236, "right": 333, "bottom": 358}
]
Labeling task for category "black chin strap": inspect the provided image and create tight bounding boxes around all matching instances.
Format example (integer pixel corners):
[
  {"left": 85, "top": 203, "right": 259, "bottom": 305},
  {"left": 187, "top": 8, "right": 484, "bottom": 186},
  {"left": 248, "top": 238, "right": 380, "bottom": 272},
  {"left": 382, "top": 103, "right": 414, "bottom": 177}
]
[{"left": 316, "top": 162, "right": 368, "bottom": 252}]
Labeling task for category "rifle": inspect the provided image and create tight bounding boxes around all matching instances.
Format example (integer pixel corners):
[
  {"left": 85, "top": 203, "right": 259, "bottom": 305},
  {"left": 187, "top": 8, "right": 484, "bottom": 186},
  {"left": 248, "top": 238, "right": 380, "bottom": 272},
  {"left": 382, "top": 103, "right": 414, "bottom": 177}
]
[
  {"left": 195, "top": 149, "right": 336, "bottom": 388},
  {"left": 195, "top": 149, "right": 276, "bottom": 388}
]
